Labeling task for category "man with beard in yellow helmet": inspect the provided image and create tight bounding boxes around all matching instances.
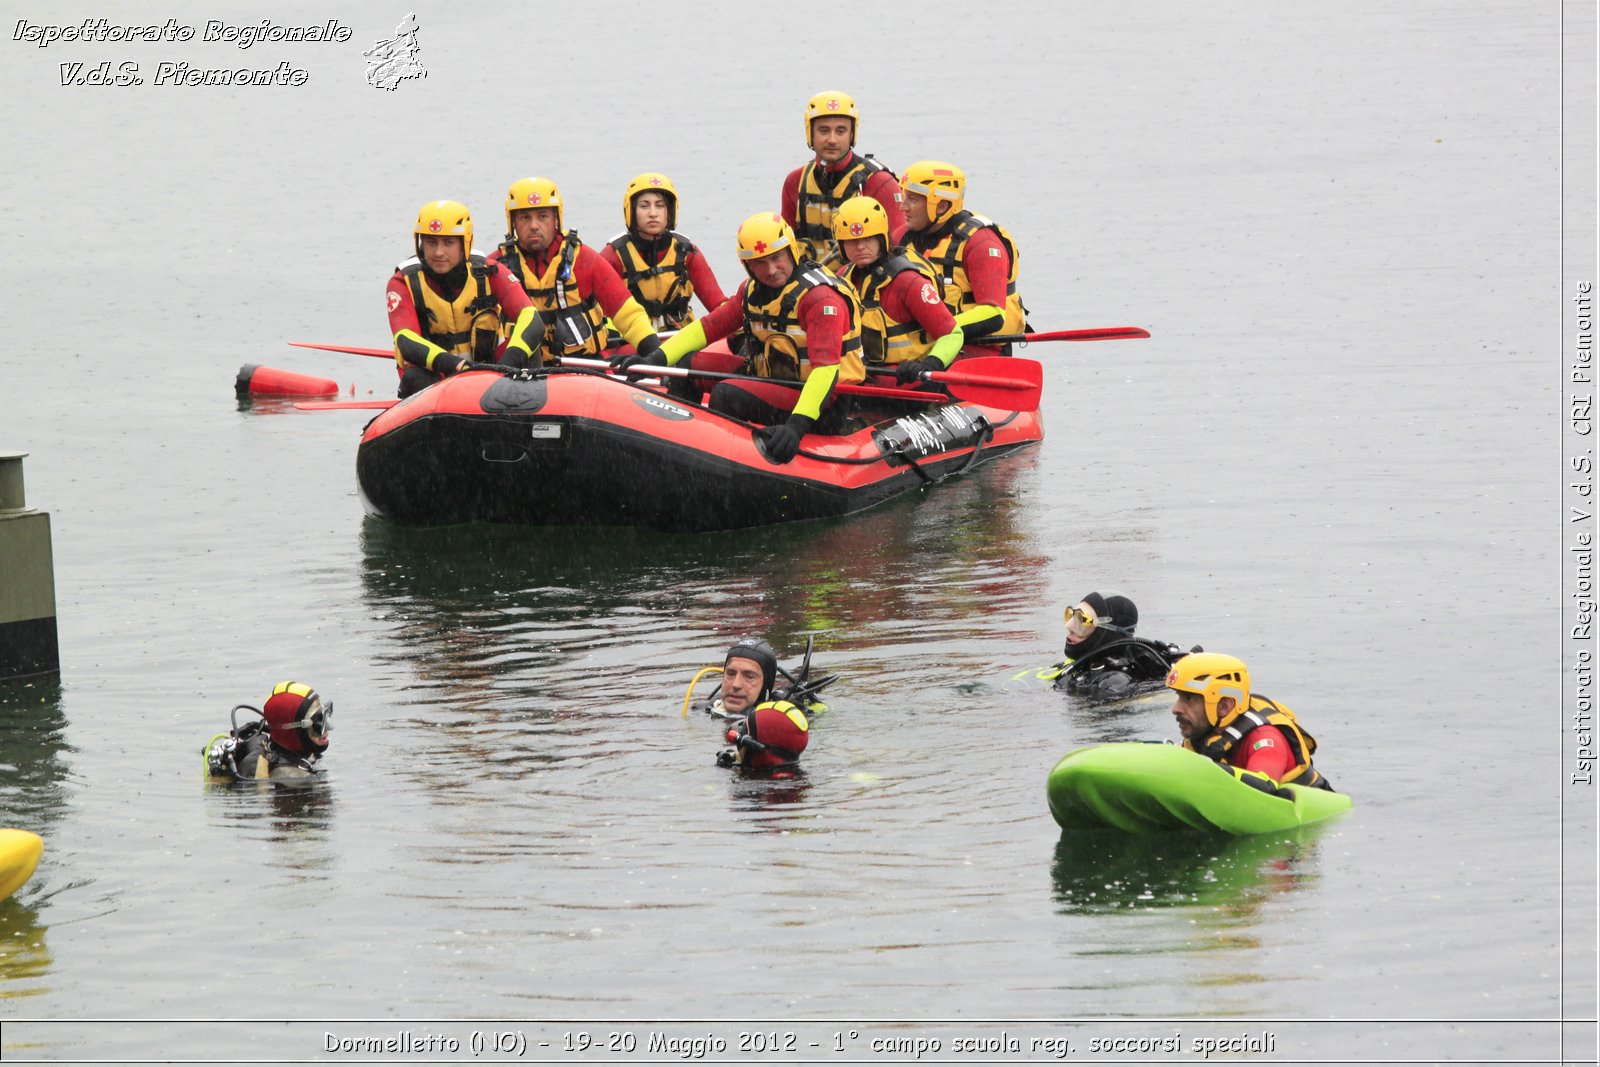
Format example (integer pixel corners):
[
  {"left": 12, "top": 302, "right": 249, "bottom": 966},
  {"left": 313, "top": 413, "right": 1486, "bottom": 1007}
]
[
  {"left": 616, "top": 213, "right": 864, "bottom": 465},
  {"left": 490, "top": 177, "right": 664, "bottom": 365},
  {"left": 1166, "top": 653, "right": 1333, "bottom": 789},
  {"left": 600, "top": 172, "right": 730, "bottom": 332},
  {"left": 781, "top": 91, "right": 905, "bottom": 267},
  {"left": 899, "top": 161, "right": 1028, "bottom": 350},
  {"left": 385, "top": 199, "right": 545, "bottom": 398}
]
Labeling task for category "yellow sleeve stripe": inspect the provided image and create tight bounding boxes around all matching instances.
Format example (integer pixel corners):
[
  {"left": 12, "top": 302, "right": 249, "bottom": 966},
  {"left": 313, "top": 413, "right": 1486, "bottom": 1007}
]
[{"left": 795, "top": 364, "right": 839, "bottom": 420}]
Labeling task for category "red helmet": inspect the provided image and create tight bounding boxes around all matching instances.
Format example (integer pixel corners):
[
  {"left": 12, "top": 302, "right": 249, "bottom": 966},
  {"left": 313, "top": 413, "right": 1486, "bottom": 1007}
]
[
  {"left": 726, "top": 700, "right": 809, "bottom": 772},
  {"left": 262, "top": 681, "right": 332, "bottom": 755}
]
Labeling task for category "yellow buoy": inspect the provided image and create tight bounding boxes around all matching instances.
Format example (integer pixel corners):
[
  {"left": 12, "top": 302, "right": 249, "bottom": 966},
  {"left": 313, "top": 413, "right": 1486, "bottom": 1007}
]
[{"left": 0, "top": 829, "right": 44, "bottom": 902}]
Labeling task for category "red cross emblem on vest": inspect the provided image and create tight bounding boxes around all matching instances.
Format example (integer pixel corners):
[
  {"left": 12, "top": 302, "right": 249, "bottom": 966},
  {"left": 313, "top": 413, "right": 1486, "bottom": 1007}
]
[
  {"left": 753, "top": 240, "right": 768, "bottom": 254},
  {"left": 826, "top": 99, "right": 840, "bottom": 111},
  {"left": 849, "top": 222, "right": 864, "bottom": 236},
  {"left": 527, "top": 193, "right": 542, "bottom": 205},
  {"left": 428, "top": 219, "right": 442, "bottom": 232}
]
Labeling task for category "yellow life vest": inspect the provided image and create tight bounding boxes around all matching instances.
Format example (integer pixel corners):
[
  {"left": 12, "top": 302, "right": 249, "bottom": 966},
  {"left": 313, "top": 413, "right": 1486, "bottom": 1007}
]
[
  {"left": 795, "top": 153, "right": 895, "bottom": 265},
  {"left": 846, "top": 247, "right": 944, "bottom": 365},
  {"left": 1184, "top": 694, "right": 1329, "bottom": 789},
  {"left": 497, "top": 231, "right": 610, "bottom": 358},
  {"left": 739, "top": 265, "right": 865, "bottom": 384},
  {"left": 396, "top": 254, "right": 502, "bottom": 361},
  {"left": 908, "top": 210, "right": 1028, "bottom": 336},
  {"left": 607, "top": 231, "right": 696, "bottom": 330}
]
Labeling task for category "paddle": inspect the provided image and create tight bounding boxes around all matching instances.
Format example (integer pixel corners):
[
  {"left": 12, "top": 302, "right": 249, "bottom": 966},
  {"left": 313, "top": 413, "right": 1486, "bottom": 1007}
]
[
  {"left": 293, "top": 399, "right": 399, "bottom": 411},
  {"left": 291, "top": 341, "right": 393, "bottom": 359},
  {"left": 980, "top": 326, "right": 1151, "bottom": 345},
  {"left": 560, "top": 356, "right": 928, "bottom": 404},
  {"left": 562, "top": 356, "right": 1041, "bottom": 410},
  {"left": 290, "top": 342, "right": 1042, "bottom": 409}
]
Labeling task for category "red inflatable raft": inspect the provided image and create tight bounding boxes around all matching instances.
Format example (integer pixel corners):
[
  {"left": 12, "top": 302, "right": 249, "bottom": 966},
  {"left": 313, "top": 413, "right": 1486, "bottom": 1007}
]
[{"left": 354, "top": 366, "right": 1043, "bottom": 531}]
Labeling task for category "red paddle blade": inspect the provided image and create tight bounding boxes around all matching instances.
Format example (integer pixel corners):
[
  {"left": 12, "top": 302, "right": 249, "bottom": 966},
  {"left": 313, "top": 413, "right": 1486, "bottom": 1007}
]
[{"left": 928, "top": 356, "right": 1043, "bottom": 410}]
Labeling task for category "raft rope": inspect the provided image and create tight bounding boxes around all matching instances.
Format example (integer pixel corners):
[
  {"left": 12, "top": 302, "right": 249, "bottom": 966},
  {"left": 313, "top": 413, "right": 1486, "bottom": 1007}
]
[{"left": 534, "top": 364, "right": 1021, "bottom": 476}]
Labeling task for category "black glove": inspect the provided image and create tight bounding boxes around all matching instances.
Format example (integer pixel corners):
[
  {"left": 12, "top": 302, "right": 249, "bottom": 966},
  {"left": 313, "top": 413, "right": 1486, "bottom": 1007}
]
[
  {"left": 438, "top": 353, "right": 472, "bottom": 376},
  {"left": 610, "top": 348, "right": 669, "bottom": 374},
  {"left": 756, "top": 413, "right": 814, "bottom": 464},
  {"left": 895, "top": 358, "right": 939, "bottom": 385}
]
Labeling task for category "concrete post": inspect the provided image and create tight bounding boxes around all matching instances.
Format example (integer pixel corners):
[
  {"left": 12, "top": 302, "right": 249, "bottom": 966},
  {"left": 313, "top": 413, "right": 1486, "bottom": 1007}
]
[{"left": 0, "top": 453, "right": 60, "bottom": 679}]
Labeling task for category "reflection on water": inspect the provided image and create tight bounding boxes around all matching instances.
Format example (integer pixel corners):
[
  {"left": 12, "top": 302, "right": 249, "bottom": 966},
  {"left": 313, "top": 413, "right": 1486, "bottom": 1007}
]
[
  {"left": 1055, "top": 689, "right": 1174, "bottom": 744},
  {"left": 201, "top": 778, "right": 338, "bottom": 861},
  {"left": 0, "top": 677, "right": 72, "bottom": 833},
  {"left": 724, "top": 769, "right": 815, "bottom": 827},
  {"left": 0, "top": 899, "right": 50, "bottom": 1000},
  {"left": 235, "top": 394, "right": 320, "bottom": 418},
  {"left": 1050, "top": 827, "right": 1322, "bottom": 917},
  {"left": 353, "top": 456, "right": 1055, "bottom": 804},
  {"left": 0, "top": 680, "right": 64, "bottom": 1005},
  {"left": 357, "top": 448, "right": 1050, "bottom": 664},
  {"left": 0, "top": 677, "right": 69, "bottom": 999},
  {"left": 1049, "top": 827, "right": 1335, "bottom": 1000}
]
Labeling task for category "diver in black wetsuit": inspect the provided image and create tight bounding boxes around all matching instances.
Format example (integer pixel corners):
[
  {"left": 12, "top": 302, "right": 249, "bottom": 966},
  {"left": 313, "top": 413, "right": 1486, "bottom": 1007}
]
[
  {"left": 692, "top": 636, "right": 837, "bottom": 776},
  {"left": 1053, "top": 593, "right": 1192, "bottom": 699},
  {"left": 204, "top": 681, "right": 332, "bottom": 782}
]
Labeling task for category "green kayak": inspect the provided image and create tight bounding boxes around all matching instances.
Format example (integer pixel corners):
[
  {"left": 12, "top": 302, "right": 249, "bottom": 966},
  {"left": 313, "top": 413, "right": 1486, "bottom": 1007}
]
[{"left": 1047, "top": 742, "right": 1352, "bottom": 835}]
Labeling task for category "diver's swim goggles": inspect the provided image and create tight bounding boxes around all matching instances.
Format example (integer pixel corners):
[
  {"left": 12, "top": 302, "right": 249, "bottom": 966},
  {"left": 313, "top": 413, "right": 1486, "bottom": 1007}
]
[{"left": 285, "top": 700, "right": 333, "bottom": 736}]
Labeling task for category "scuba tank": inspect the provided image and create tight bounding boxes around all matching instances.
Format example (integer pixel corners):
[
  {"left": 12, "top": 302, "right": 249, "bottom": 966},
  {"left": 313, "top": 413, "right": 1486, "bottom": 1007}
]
[
  {"left": 202, "top": 705, "right": 268, "bottom": 780},
  {"left": 872, "top": 404, "right": 991, "bottom": 465}
]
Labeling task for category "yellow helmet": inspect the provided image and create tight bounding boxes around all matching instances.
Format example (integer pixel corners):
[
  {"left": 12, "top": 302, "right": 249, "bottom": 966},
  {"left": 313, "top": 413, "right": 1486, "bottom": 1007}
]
[
  {"left": 805, "top": 90, "right": 858, "bottom": 149},
  {"left": 505, "top": 177, "right": 563, "bottom": 236},
  {"left": 736, "top": 212, "right": 799, "bottom": 263},
  {"left": 901, "top": 160, "right": 966, "bottom": 223},
  {"left": 1165, "top": 653, "right": 1251, "bottom": 727},
  {"left": 414, "top": 199, "right": 472, "bottom": 259},
  {"left": 831, "top": 195, "right": 889, "bottom": 252},
  {"left": 623, "top": 172, "right": 678, "bottom": 231}
]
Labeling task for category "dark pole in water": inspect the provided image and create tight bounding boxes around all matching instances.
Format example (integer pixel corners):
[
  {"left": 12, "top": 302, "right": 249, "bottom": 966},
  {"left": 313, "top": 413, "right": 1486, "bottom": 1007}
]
[{"left": 0, "top": 453, "right": 60, "bottom": 680}]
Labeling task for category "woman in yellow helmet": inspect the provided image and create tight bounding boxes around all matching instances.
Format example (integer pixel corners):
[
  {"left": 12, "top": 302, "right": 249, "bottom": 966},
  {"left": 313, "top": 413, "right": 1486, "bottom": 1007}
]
[
  {"left": 781, "top": 91, "right": 906, "bottom": 266},
  {"left": 600, "top": 173, "right": 729, "bottom": 332}
]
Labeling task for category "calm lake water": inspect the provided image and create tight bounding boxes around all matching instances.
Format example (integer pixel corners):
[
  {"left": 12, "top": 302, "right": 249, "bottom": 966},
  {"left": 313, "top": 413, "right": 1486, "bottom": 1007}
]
[{"left": 0, "top": 1, "right": 1592, "bottom": 1063}]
